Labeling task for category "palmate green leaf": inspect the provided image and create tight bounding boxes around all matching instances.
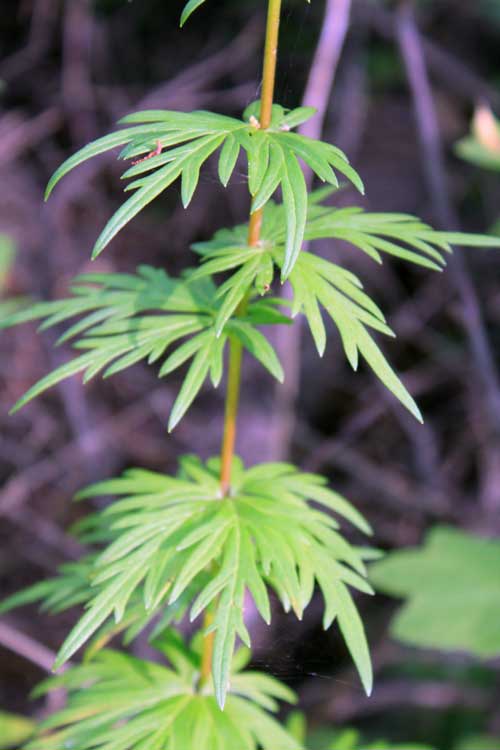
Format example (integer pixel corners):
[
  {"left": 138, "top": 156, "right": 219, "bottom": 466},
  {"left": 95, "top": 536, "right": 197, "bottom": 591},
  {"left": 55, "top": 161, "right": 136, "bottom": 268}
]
[
  {"left": 46, "top": 110, "right": 247, "bottom": 258},
  {"left": 0, "top": 266, "right": 287, "bottom": 430},
  {"left": 27, "top": 641, "right": 300, "bottom": 750},
  {"left": 44, "top": 102, "right": 360, "bottom": 271},
  {"left": 290, "top": 250, "right": 422, "bottom": 420},
  {"left": 264, "top": 189, "right": 500, "bottom": 268},
  {"left": 0, "top": 545, "right": 195, "bottom": 656},
  {"left": 96, "top": 133, "right": 225, "bottom": 258},
  {"left": 195, "top": 190, "right": 500, "bottom": 420},
  {"left": 49, "top": 456, "right": 372, "bottom": 707},
  {"left": 245, "top": 128, "right": 364, "bottom": 280},
  {"left": 193, "top": 231, "right": 422, "bottom": 420},
  {"left": 370, "top": 526, "right": 500, "bottom": 658}
]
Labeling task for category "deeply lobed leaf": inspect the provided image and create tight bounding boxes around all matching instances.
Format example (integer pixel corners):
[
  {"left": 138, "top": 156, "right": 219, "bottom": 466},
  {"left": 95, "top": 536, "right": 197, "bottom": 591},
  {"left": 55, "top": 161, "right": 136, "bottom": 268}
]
[
  {"left": 195, "top": 190, "right": 500, "bottom": 421},
  {"left": 26, "top": 640, "right": 300, "bottom": 750},
  {"left": 44, "top": 104, "right": 361, "bottom": 276},
  {"left": 33, "top": 456, "right": 373, "bottom": 707},
  {"left": 0, "top": 266, "right": 288, "bottom": 430}
]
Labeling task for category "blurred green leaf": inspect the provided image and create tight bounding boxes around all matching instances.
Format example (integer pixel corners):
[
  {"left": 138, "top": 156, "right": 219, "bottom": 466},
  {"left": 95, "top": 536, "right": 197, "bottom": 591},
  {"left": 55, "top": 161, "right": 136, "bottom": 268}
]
[
  {"left": 0, "top": 235, "right": 15, "bottom": 292},
  {"left": 307, "top": 725, "right": 434, "bottom": 750},
  {"left": 0, "top": 711, "right": 35, "bottom": 748},
  {"left": 371, "top": 527, "right": 500, "bottom": 657},
  {"left": 456, "top": 106, "right": 500, "bottom": 172},
  {"left": 456, "top": 136, "right": 500, "bottom": 172},
  {"left": 455, "top": 736, "right": 500, "bottom": 750}
]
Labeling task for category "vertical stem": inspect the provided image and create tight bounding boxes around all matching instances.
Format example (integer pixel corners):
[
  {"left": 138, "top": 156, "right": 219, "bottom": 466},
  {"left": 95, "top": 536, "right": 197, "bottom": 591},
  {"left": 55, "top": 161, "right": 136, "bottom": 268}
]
[
  {"left": 219, "top": 337, "right": 244, "bottom": 495},
  {"left": 200, "top": 610, "right": 214, "bottom": 684},
  {"left": 201, "top": 0, "right": 283, "bottom": 687},
  {"left": 219, "top": 0, "right": 282, "bottom": 496},
  {"left": 260, "top": 0, "right": 283, "bottom": 130}
]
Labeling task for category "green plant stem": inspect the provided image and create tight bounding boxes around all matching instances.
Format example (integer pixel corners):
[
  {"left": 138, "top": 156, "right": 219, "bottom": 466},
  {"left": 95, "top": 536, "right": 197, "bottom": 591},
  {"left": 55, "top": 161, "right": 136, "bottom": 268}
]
[
  {"left": 201, "top": 0, "right": 283, "bottom": 687},
  {"left": 219, "top": 333, "right": 244, "bottom": 495},
  {"left": 219, "top": 0, "right": 282, "bottom": 496},
  {"left": 260, "top": 0, "right": 283, "bottom": 130}
]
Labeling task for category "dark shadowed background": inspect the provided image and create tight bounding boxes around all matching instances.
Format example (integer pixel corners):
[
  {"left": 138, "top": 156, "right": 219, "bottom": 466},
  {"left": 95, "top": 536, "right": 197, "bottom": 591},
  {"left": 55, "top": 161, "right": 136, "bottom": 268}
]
[{"left": 1, "top": 1, "right": 500, "bottom": 748}]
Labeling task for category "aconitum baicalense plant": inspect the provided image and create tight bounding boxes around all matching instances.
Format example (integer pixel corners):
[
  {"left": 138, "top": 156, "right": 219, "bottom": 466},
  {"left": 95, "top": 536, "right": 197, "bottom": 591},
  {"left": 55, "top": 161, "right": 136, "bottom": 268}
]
[{"left": 2, "top": 1, "right": 500, "bottom": 748}]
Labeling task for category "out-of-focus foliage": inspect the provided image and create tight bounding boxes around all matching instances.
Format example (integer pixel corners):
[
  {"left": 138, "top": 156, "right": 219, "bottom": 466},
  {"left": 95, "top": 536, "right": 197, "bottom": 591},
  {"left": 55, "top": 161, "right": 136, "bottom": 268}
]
[
  {"left": 0, "top": 236, "right": 28, "bottom": 318},
  {"left": 475, "top": 0, "right": 500, "bottom": 25},
  {"left": 456, "top": 106, "right": 500, "bottom": 237},
  {"left": 0, "top": 711, "right": 35, "bottom": 749},
  {"left": 286, "top": 713, "right": 435, "bottom": 750},
  {"left": 455, "top": 737, "right": 500, "bottom": 750},
  {"left": 0, "top": 237, "right": 15, "bottom": 291},
  {"left": 456, "top": 106, "right": 500, "bottom": 172},
  {"left": 370, "top": 527, "right": 500, "bottom": 657}
]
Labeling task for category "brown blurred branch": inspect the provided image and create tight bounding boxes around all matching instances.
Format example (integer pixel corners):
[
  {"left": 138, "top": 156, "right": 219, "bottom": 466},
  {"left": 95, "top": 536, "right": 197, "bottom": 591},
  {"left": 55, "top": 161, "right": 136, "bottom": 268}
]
[
  {"left": 273, "top": 0, "right": 353, "bottom": 460},
  {"left": 0, "top": 109, "right": 62, "bottom": 165},
  {"left": 300, "top": 0, "right": 352, "bottom": 144},
  {"left": 0, "top": 0, "right": 59, "bottom": 81},
  {"left": 320, "top": 677, "right": 489, "bottom": 724},
  {"left": 61, "top": 0, "right": 96, "bottom": 145},
  {"left": 0, "top": 620, "right": 57, "bottom": 673},
  {"left": 0, "top": 387, "right": 173, "bottom": 518},
  {"left": 359, "top": 0, "right": 500, "bottom": 110},
  {"left": 395, "top": 1, "right": 500, "bottom": 512}
]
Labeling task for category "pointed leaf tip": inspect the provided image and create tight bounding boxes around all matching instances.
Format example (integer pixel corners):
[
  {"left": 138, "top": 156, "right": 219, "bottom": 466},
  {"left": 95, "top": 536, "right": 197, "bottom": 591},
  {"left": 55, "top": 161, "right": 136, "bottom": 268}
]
[
  {"left": 216, "top": 686, "right": 226, "bottom": 710},
  {"left": 180, "top": 0, "right": 207, "bottom": 27}
]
